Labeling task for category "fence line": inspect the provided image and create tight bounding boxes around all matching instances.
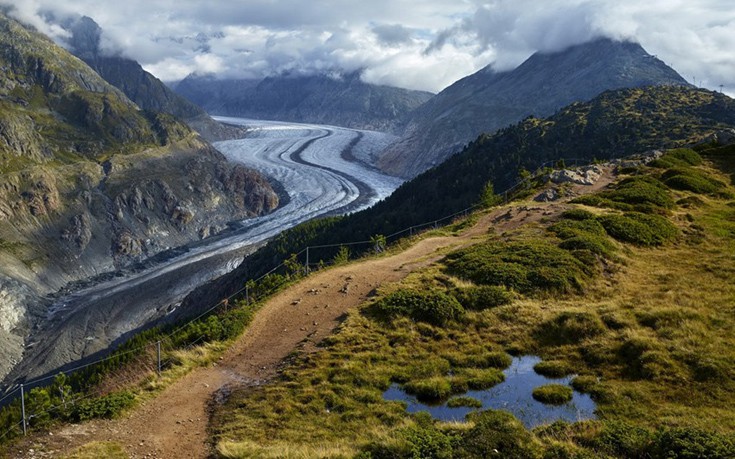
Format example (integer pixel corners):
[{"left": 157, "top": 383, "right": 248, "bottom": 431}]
[{"left": 0, "top": 156, "right": 592, "bottom": 443}]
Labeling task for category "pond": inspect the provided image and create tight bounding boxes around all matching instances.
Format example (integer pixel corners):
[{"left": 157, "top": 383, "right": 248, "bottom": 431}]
[{"left": 383, "top": 355, "right": 596, "bottom": 428}]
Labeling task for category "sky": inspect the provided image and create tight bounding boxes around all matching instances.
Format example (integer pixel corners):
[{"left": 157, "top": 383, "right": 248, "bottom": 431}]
[{"left": 2, "top": 0, "right": 734, "bottom": 95}]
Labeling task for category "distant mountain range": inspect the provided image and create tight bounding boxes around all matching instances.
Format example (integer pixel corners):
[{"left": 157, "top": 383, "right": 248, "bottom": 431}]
[
  {"left": 173, "top": 71, "right": 434, "bottom": 132},
  {"left": 65, "top": 16, "right": 244, "bottom": 141},
  {"left": 378, "top": 38, "right": 691, "bottom": 178}
]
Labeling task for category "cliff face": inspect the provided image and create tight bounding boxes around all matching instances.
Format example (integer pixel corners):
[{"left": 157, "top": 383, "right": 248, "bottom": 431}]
[
  {"left": 378, "top": 38, "right": 691, "bottom": 178},
  {"left": 0, "top": 13, "right": 278, "bottom": 379}
]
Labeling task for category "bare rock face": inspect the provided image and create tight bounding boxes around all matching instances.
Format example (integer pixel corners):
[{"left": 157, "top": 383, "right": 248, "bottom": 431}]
[{"left": 549, "top": 165, "right": 604, "bottom": 186}]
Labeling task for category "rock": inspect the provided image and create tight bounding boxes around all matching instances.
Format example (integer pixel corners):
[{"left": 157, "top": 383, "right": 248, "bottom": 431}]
[
  {"left": 534, "top": 188, "right": 560, "bottom": 202},
  {"left": 549, "top": 165, "right": 603, "bottom": 185}
]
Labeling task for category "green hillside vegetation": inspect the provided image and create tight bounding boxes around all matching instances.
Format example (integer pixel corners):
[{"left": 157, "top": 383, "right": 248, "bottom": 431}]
[
  {"left": 0, "top": 12, "right": 198, "bottom": 174},
  {"left": 208, "top": 144, "right": 735, "bottom": 458},
  {"left": 193, "top": 86, "right": 735, "bottom": 311}
]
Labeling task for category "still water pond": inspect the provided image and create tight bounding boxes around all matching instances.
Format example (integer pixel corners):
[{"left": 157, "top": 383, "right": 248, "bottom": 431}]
[{"left": 383, "top": 355, "right": 596, "bottom": 428}]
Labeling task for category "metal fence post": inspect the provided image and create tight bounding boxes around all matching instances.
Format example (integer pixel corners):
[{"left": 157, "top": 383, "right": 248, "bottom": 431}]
[
  {"left": 20, "top": 384, "right": 26, "bottom": 436},
  {"left": 156, "top": 341, "right": 161, "bottom": 377},
  {"left": 305, "top": 247, "right": 310, "bottom": 275}
]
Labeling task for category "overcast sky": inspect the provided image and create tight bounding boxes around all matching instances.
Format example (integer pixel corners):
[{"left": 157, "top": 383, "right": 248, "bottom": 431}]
[{"left": 3, "top": 0, "right": 734, "bottom": 94}]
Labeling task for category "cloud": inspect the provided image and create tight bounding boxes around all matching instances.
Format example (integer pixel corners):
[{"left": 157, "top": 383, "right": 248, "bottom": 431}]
[
  {"left": 372, "top": 24, "right": 414, "bottom": 46},
  {"left": 0, "top": 0, "right": 733, "bottom": 94}
]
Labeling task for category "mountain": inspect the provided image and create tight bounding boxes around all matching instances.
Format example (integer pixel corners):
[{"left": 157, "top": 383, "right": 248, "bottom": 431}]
[
  {"left": 379, "top": 38, "right": 690, "bottom": 178},
  {"left": 0, "top": 13, "right": 278, "bottom": 379},
  {"left": 65, "top": 16, "right": 243, "bottom": 141},
  {"left": 180, "top": 85, "right": 735, "bottom": 314},
  {"left": 174, "top": 71, "right": 434, "bottom": 132}
]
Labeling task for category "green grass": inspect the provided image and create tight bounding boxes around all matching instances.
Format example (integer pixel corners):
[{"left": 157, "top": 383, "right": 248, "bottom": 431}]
[
  {"left": 532, "top": 384, "right": 573, "bottom": 405},
  {"left": 446, "top": 396, "right": 483, "bottom": 408},
  {"left": 204, "top": 146, "right": 735, "bottom": 458}
]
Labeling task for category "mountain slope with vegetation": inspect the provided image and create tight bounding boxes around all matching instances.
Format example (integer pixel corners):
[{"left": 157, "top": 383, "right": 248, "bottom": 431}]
[
  {"left": 65, "top": 16, "right": 245, "bottom": 141},
  {"left": 0, "top": 12, "right": 278, "bottom": 381},
  {"left": 210, "top": 144, "right": 735, "bottom": 457},
  {"left": 379, "top": 38, "right": 690, "bottom": 178},
  {"left": 180, "top": 86, "right": 735, "bottom": 316}
]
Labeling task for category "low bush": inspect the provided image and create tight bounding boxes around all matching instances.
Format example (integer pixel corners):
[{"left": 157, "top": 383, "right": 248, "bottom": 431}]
[
  {"left": 652, "top": 426, "right": 735, "bottom": 458},
  {"left": 452, "top": 285, "right": 513, "bottom": 310},
  {"left": 372, "top": 289, "right": 465, "bottom": 326},
  {"left": 560, "top": 209, "right": 597, "bottom": 221},
  {"left": 456, "top": 410, "right": 542, "bottom": 458},
  {"left": 598, "top": 212, "right": 678, "bottom": 246},
  {"left": 445, "top": 241, "right": 589, "bottom": 295},
  {"left": 532, "top": 384, "right": 573, "bottom": 405},
  {"left": 662, "top": 167, "right": 726, "bottom": 194},
  {"left": 648, "top": 148, "right": 703, "bottom": 168},
  {"left": 72, "top": 391, "right": 136, "bottom": 421},
  {"left": 572, "top": 176, "right": 674, "bottom": 211}
]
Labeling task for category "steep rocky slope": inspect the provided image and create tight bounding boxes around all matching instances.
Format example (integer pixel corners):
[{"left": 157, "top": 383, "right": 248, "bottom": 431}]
[
  {"left": 379, "top": 38, "right": 690, "bottom": 177},
  {"left": 174, "top": 71, "right": 434, "bottom": 132},
  {"left": 65, "top": 16, "right": 244, "bottom": 141},
  {"left": 0, "top": 13, "right": 278, "bottom": 379}
]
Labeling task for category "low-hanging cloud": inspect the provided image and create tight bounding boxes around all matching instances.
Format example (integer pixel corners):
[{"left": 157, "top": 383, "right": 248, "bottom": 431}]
[{"left": 0, "top": 0, "right": 732, "bottom": 95}]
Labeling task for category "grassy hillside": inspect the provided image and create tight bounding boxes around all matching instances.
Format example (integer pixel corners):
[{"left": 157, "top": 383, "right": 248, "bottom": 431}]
[{"left": 209, "top": 145, "right": 735, "bottom": 458}]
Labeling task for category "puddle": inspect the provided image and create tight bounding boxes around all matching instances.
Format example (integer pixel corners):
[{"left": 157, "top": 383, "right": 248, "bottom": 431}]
[{"left": 383, "top": 355, "right": 596, "bottom": 428}]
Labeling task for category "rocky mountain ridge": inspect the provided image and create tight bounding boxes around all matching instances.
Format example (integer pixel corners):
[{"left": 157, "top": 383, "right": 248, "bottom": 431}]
[
  {"left": 378, "top": 38, "right": 691, "bottom": 178},
  {"left": 174, "top": 71, "right": 434, "bottom": 132},
  {"left": 0, "top": 12, "right": 278, "bottom": 380},
  {"left": 64, "top": 16, "right": 244, "bottom": 141}
]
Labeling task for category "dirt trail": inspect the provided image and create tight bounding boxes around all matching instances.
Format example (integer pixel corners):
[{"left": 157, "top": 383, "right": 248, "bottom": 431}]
[{"left": 7, "top": 168, "right": 615, "bottom": 459}]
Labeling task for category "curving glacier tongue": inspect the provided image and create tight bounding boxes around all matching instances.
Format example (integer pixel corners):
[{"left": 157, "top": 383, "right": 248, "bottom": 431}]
[{"left": 3, "top": 119, "right": 402, "bottom": 386}]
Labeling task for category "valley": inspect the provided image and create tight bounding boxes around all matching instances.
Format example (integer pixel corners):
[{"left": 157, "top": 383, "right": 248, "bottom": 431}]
[{"left": 2, "top": 119, "right": 401, "bottom": 388}]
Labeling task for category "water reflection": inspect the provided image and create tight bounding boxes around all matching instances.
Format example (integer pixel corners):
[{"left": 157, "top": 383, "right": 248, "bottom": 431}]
[{"left": 383, "top": 355, "right": 596, "bottom": 428}]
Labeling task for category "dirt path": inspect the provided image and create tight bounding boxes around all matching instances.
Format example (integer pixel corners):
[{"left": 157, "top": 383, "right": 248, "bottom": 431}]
[{"left": 7, "top": 168, "right": 615, "bottom": 459}]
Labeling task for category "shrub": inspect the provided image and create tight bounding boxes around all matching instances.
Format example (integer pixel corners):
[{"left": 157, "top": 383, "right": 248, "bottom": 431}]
[
  {"left": 662, "top": 167, "right": 726, "bottom": 194},
  {"left": 447, "top": 396, "right": 483, "bottom": 408},
  {"left": 445, "top": 241, "right": 589, "bottom": 295},
  {"left": 72, "top": 391, "right": 136, "bottom": 421},
  {"left": 452, "top": 285, "right": 513, "bottom": 311},
  {"left": 593, "top": 421, "right": 655, "bottom": 457},
  {"left": 599, "top": 212, "right": 678, "bottom": 246},
  {"left": 548, "top": 219, "right": 607, "bottom": 239},
  {"left": 533, "top": 361, "right": 573, "bottom": 378},
  {"left": 652, "top": 427, "right": 735, "bottom": 459},
  {"left": 572, "top": 176, "right": 674, "bottom": 211},
  {"left": 532, "top": 385, "right": 573, "bottom": 405},
  {"left": 649, "top": 148, "right": 703, "bottom": 168},
  {"left": 456, "top": 410, "right": 542, "bottom": 458},
  {"left": 560, "top": 209, "right": 597, "bottom": 221},
  {"left": 373, "top": 289, "right": 465, "bottom": 326},
  {"left": 537, "top": 311, "right": 606, "bottom": 345}
]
